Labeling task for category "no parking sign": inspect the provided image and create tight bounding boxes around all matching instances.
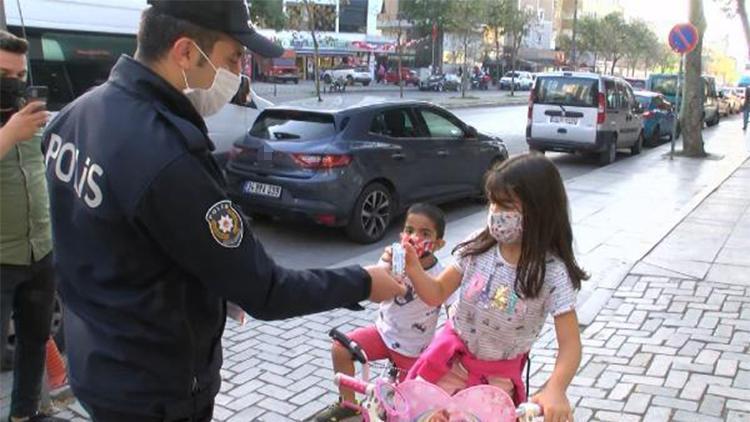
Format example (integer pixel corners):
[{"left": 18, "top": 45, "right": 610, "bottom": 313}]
[{"left": 669, "top": 23, "right": 699, "bottom": 54}]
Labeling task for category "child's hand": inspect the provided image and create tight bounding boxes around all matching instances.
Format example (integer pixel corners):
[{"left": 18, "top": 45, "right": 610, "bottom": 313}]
[
  {"left": 402, "top": 242, "right": 421, "bottom": 269},
  {"left": 531, "top": 387, "right": 572, "bottom": 422}
]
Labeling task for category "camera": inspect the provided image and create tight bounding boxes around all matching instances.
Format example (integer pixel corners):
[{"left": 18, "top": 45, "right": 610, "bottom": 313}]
[{"left": 16, "top": 86, "right": 49, "bottom": 110}]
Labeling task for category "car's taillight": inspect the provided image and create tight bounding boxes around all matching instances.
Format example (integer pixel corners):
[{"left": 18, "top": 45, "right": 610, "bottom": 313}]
[
  {"left": 228, "top": 147, "right": 243, "bottom": 161},
  {"left": 597, "top": 93, "right": 606, "bottom": 124},
  {"left": 292, "top": 154, "right": 352, "bottom": 169},
  {"left": 643, "top": 111, "right": 654, "bottom": 119}
]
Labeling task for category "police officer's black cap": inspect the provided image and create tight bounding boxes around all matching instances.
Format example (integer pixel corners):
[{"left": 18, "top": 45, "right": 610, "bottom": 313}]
[{"left": 147, "top": 0, "right": 284, "bottom": 58}]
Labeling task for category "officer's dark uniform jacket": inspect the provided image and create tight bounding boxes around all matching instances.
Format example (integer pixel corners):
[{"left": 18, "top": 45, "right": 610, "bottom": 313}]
[{"left": 42, "top": 56, "right": 371, "bottom": 419}]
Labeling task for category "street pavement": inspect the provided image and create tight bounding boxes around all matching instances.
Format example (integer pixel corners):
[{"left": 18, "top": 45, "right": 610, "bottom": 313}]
[
  {"left": 3, "top": 114, "right": 749, "bottom": 421},
  {"left": 249, "top": 79, "right": 530, "bottom": 109}
]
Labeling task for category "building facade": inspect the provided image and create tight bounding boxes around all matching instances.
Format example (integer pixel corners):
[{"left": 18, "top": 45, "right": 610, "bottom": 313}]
[
  {"left": 254, "top": 0, "right": 402, "bottom": 79},
  {"left": 555, "top": 0, "right": 624, "bottom": 37}
]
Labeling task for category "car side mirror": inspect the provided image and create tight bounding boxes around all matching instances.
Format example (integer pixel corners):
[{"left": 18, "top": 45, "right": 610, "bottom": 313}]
[
  {"left": 230, "top": 95, "right": 251, "bottom": 108},
  {"left": 465, "top": 126, "right": 478, "bottom": 139}
]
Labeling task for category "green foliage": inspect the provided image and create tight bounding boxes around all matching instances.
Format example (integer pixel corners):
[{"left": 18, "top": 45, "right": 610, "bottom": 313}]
[
  {"left": 622, "top": 19, "right": 659, "bottom": 73},
  {"left": 399, "top": 0, "right": 456, "bottom": 32},
  {"left": 247, "top": 0, "right": 287, "bottom": 31},
  {"left": 287, "top": 1, "right": 337, "bottom": 32},
  {"left": 567, "top": 11, "right": 670, "bottom": 74}
]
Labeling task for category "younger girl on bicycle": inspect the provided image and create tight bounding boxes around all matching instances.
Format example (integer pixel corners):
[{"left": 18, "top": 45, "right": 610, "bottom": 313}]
[{"left": 401, "top": 154, "right": 586, "bottom": 422}]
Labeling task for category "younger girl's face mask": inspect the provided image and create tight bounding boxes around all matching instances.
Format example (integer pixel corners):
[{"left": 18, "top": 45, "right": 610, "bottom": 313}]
[{"left": 400, "top": 233, "right": 435, "bottom": 258}]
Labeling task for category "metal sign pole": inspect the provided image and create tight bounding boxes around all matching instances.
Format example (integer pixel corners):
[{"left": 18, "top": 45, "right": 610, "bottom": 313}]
[{"left": 670, "top": 53, "right": 684, "bottom": 160}]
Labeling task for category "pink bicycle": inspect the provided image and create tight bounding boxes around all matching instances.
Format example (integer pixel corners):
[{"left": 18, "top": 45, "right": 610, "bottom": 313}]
[{"left": 329, "top": 329, "right": 542, "bottom": 422}]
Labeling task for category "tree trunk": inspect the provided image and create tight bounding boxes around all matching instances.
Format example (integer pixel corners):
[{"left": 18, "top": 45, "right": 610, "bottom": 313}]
[
  {"left": 312, "top": 32, "right": 321, "bottom": 102},
  {"left": 510, "top": 50, "right": 516, "bottom": 97},
  {"left": 304, "top": 0, "right": 322, "bottom": 102},
  {"left": 737, "top": 0, "right": 750, "bottom": 56},
  {"left": 438, "top": 29, "right": 444, "bottom": 74},
  {"left": 610, "top": 57, "right": 617, "bottom": 75},
  {"left": 398, "top": 22, "right": 404, "bottom": 99},
  {"left": 495, "top": 27, "right": 501, "bottom": 84},
  {"left": 462, "top": 30, "right": 468, "bottom": 99},
  {"left": 682, "top": 0, "right": 707, "bottom": 157},
  {"left": 593, "top": 52, "right": 598, "bottom": 72}
]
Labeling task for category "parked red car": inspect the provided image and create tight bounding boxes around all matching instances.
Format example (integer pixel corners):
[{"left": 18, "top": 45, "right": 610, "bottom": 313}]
[{"left": 384, "top": 68, "right": 419, "bottom": 86}]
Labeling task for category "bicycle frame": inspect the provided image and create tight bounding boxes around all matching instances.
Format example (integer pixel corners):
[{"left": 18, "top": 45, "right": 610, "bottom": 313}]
[
  {"left": 334, "top": 373, "right": 542, "bottom": 422},
  {"left": 328, "top": 329, "right": 542, "bottom": 422}
]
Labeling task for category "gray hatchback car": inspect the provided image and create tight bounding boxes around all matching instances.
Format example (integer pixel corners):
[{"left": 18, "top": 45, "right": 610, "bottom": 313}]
[{"left": 225, "top": 98, "right": 508, "bottom": 243}]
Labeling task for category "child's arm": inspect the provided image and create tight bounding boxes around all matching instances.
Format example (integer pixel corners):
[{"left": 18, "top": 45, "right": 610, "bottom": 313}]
[
  {"left": 532, "top": 311, "right": 581, "bottom": 421},
  {"left": 402, "top": 244, "right": 462, "bottom": 307}
]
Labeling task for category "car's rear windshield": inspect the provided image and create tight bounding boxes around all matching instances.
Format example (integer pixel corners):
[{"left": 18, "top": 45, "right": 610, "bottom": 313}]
[
  {"left": 355, "top": 66, "right": 368, "bottom": 72},
  {"left": 635, "top": 95, "right": 652, "bottom": 107},
  {"left": 249, "top": 110, "right": 336, "bottom": 141},
  {"left": 649, "top": 76, "right": 677, "bottom": 96},
  {"left": 534, "top": 77, "right": 598, "bottom": 107}
]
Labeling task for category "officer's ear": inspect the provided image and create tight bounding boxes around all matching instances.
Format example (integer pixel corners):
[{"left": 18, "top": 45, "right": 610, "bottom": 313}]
[{"left": 172, "top": 37, "right": 199, "bottom": 71}]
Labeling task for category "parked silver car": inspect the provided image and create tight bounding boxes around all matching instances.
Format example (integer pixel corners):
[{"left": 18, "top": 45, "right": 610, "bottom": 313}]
[{"left": 527, "top": 71, "right": 644, "bottom": 166}]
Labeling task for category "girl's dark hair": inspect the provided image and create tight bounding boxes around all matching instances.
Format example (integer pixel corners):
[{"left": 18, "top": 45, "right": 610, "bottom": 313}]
[
  {"left": 453, "top": 154, "right": 588, "bottom": 298},
  {"left": 407, "top": 203, "right": 446, "bottom": 239}
]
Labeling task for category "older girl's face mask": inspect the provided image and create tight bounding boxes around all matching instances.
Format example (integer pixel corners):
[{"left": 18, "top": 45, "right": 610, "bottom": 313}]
[{"left": 487, "top": 210, "right": 523, "bottom": 244}]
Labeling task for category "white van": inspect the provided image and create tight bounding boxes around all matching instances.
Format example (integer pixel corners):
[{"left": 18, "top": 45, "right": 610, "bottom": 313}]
[{"left": 526, "top": 72, "right": 645, "bottom": 166}]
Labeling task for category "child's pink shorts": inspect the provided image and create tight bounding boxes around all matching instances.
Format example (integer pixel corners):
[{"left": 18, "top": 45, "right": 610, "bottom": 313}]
[{"left": 346, "top": 325, "right": 417, "bottom": 380}]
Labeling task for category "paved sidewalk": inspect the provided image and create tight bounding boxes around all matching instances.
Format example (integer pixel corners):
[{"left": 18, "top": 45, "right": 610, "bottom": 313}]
[
  {"left": 3, "top": 121, "right": 749, "bottom": 421},
  {"left": 531, "top": 158, "right": 750, "bottom": 421}
]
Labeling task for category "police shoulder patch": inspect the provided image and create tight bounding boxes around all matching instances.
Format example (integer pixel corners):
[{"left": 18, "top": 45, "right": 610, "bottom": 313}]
[{"left": 205, "top": 200, "right": 244, "bottom": 248}]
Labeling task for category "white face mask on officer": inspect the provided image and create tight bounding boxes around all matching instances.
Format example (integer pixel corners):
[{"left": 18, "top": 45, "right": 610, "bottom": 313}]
[{"left": 182, "top": 41, "right": 240, "bottom": 117}]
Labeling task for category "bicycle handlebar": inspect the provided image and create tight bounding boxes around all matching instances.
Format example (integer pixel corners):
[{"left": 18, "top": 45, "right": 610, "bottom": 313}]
[
  {"left": 334, "top": 373, "right": 373, "bottom": 395},
  {"left": 329, "top": 328, "right": 368, "bottom": 364}
]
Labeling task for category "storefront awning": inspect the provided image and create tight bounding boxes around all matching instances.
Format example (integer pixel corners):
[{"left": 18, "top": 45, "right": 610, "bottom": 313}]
[{"left": 41, "top": 31, "right": 136, "bottom": 62}]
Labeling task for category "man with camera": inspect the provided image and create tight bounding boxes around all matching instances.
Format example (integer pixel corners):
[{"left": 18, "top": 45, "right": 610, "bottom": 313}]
[{"left": 0, "top": 30, "right": 64, "bottom": 422}]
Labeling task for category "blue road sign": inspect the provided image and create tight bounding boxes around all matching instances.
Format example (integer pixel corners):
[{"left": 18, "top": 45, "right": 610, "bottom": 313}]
[{"left": 669, "top": 23, "right": 699, "bottom": 54}]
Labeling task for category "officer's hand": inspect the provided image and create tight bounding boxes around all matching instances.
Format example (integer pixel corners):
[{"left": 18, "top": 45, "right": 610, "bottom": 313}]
[
  {"left": 1, "top": 101, "right": 49, "bottom": 144},
  {"left": 365, "top": 265, "right": 406, "bottom": 302},
  {"left": 380, "top": 246, "right": 392, "bottom": 266}
]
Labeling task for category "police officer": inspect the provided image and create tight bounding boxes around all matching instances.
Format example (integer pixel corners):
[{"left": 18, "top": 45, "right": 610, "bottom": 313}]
[{"left": 41, "top": 1, "right": 405, "bottom": 421}]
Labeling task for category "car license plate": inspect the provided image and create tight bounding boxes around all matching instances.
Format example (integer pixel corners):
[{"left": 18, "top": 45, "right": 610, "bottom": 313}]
[
  {"left": 243, "top": 181, "right": 282, "bottom": 198},
  {"left": 550, "top": 116, "right": 579, "bottom": 125}
]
